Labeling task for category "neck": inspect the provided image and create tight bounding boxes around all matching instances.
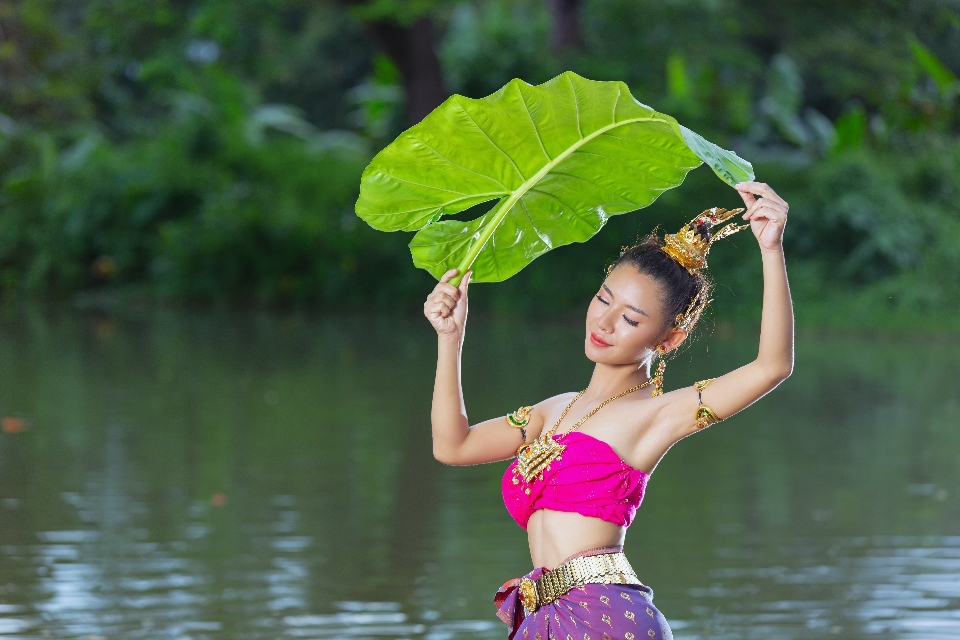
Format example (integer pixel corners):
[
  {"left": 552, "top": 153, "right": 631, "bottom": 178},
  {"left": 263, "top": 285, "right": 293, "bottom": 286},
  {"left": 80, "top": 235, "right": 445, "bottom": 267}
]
[{"left": 584, "top": 361, "right": 653, "bottom": 403}]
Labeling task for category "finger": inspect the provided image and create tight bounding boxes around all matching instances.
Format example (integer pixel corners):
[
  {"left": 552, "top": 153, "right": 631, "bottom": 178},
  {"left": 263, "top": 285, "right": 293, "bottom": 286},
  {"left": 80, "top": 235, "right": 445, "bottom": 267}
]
[
  {"left": 436, "top": 282, "right": 460, "bottom": 299},
  {"left": 438, "top": 269, "right": 459, "bottom": 285},
  {"left": 458, "top": 270, "right": 471, "bottom": 298},
  {"left": 744, "top": 197, "right": 786, "bottom": 217},
  {"left": 748, "top": 205, "right": 786, "bottom": 224},
  {"left": 745, "top": 203, "right": 786, "bottom": 220},
  {"left": 431, "top": 300, "right": 454, "bottom": 318},
  {"left": 737, "top": 182, "right": 786, "bottom": 206},
  {"left": 742, "top": 198, "right": 766, "bottom": 219},
  {"left": 748, "top": 200, "right": 787, "bottom": 216},
  {"left": 736, "top": 188, "right": 756, "bottom": 210},
  {"left": 429, "top": 291, "right": 457, "bottom": 308},
  {"left": 435, "top": 292, "right": 458, "bottom": 309}
]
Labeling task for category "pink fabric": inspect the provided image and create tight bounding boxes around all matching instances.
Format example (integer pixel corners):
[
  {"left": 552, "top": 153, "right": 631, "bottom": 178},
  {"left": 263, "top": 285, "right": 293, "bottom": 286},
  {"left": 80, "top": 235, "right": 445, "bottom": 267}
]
[{"left": 502, "top": 432, "right": 650, "bottom": 530}]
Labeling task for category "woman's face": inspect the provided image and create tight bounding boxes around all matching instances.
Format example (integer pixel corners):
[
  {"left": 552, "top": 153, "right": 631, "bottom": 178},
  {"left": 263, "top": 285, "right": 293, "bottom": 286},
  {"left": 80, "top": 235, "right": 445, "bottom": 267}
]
[{"left": 584, "top": 265, "right": 684, "bottom": 366}]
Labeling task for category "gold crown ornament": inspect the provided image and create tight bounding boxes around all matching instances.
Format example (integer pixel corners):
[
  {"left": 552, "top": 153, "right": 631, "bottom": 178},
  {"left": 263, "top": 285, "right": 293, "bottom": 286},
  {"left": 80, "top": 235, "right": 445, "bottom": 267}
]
[
  {"left": 674, "top": 287, "right": 710, "bottom": 332},
  {"left": 662, "top": 207, "right": 748, "bottom": 273}
]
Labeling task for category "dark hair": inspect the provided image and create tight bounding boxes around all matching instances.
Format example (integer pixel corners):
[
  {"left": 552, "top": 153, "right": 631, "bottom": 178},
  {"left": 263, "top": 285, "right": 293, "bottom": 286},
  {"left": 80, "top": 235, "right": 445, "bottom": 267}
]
[{"left": 608, "top": 232, "right": 712, "bottom": 336}]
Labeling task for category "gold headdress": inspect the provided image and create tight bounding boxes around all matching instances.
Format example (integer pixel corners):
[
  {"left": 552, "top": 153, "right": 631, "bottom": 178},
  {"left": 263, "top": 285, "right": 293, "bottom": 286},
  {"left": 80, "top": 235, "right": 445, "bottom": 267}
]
[
  {"left": 663, "top": 207, "right": 748, "bottom": 331},
  {"left": 662, "top": 207, "right": 748, "bottom": 273},
  {"left": 608, "top": 207, "right": 747, "bottom": 334},
  {"left": 674, "top": 286, "right": 710, "bottom": 332}
]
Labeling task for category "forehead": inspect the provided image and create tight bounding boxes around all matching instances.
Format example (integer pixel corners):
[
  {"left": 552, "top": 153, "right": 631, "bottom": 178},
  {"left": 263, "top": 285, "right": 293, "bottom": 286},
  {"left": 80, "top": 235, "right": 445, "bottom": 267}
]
[{"left": 604, "top": 266, "right": 665, "bottom": 306}]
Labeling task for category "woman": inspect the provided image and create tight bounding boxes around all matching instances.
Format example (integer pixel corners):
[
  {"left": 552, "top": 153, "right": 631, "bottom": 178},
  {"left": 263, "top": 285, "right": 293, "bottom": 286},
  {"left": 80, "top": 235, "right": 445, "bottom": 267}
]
[{"left": 423, "top": 182, "right": 794, "bottom": 640}]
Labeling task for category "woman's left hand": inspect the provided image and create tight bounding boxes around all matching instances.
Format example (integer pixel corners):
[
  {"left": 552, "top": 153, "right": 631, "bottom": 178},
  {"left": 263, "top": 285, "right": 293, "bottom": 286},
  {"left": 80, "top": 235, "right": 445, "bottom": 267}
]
[{"left": 734, "top": 182, "right": 789, "bottom": 251}]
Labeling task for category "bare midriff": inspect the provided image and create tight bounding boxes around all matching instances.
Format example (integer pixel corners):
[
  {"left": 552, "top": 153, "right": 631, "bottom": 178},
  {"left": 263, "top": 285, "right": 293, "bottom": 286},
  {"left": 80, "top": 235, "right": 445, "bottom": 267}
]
[{"left": 526, "top": 508, "right": 626, "bottom": 569}]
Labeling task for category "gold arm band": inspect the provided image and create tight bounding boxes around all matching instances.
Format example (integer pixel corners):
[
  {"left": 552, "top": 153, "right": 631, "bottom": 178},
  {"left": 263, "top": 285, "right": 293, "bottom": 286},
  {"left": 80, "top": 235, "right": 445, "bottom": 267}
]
[
  {"left": 517, "top": 552, "right": 642, "bottom": 615},
  {"left": 694, "top": 405, "right": 721, "bottom": 429},
  {"left": 692, "top": 379, "right": 721, "bottom": 429},
  {"left": 506, "top": 406, "right": 532, "bottom": 428}
]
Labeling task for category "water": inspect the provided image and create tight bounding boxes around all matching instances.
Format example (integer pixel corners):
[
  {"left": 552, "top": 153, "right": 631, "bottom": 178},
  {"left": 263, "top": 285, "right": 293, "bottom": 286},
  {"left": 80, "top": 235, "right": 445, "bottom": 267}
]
[{"left": 0, "top": 306, "right": 958, "bottom": 640}]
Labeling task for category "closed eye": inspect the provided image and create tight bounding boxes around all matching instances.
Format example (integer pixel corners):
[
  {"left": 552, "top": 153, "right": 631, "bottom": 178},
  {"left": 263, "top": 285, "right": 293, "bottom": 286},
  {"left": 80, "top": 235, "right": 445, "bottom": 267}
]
[
  {"left": 595, "top": 294, "right": 609, "bottom": 305},
  {"left": 622, "top": 315, "right": 639, "bottom": 327}
]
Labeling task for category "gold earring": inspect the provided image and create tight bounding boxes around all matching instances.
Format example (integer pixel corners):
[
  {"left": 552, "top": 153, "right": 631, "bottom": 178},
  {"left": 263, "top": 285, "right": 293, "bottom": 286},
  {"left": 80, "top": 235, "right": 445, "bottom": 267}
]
[{"left": 652, "top": 344, "right": 667, "bottom": 397}]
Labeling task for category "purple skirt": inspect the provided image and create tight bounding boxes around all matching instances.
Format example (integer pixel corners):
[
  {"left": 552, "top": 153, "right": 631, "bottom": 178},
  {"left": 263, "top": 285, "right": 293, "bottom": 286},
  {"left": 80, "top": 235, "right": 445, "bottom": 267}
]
[{"left": 494, "top": 552, "right": 673, "bottom": 640}]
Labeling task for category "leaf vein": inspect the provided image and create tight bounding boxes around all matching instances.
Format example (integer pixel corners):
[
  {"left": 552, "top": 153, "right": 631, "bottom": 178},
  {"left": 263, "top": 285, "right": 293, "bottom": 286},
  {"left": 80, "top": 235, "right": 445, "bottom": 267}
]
[
  {"left": 612, "top": 86, "right": 621, "bottom": 125},
  {"left": 373, "top": 170, "right": 472, "bottom": 195},
  {"left": 520, "top": 97, "right": 551, "bottom": 161},
  {"left": 379, "top": 193, "right": 502, "bottom": 218},
  {"left": 455, "top": 101, "right": 527, "bottom": 181},
  {"left": 408, "top": 134, "right": 511, "bottom": 190},
  {"left": 548, "top": 172, "right": 641, "bottom": 206},
  {"left": 571, "top": 150, "right": 676, "bottom": 185},
  {"left": 568, "top": 74, "right": 583, "bottom": 139},
  {"left": 527, "top": 188, "right": 602, "bottom": 231},
  {"left": 519, "top": 198, "right": 551, "bottom": 249},
  {"left": 598, "top": 132, "right": 694, "bottom": 161}
]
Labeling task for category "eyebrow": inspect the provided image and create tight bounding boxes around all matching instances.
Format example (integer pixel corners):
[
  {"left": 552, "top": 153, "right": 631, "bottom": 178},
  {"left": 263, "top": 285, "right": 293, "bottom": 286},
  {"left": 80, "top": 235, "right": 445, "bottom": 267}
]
[{"left": 602, "top": 284, "right": 649, "bottom": 317}]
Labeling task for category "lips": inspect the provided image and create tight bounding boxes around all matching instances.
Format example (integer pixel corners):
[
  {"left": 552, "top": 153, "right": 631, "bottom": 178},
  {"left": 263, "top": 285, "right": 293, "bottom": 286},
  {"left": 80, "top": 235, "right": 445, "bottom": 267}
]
[{"left": 589, "top": 332, "right": 611, "bottom": 347}]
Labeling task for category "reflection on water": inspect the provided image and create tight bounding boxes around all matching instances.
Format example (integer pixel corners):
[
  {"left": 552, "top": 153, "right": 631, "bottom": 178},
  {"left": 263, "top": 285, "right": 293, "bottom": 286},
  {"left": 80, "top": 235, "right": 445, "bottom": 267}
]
[{"left": 0, "top": 306, "right": 958, "bottom": 639}]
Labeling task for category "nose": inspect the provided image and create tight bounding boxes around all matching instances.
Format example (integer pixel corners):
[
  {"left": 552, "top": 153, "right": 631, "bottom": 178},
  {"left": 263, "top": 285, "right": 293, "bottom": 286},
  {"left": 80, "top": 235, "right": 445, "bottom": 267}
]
[{"left": 596, "top": 306, "right": 616, "bottom": 333}]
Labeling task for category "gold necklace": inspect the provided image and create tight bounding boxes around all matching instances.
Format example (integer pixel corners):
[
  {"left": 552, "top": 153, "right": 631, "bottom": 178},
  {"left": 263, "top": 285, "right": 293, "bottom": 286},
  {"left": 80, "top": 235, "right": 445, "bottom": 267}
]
[{"left": 512, "top": 379, "right": 653, "bottom": 491}]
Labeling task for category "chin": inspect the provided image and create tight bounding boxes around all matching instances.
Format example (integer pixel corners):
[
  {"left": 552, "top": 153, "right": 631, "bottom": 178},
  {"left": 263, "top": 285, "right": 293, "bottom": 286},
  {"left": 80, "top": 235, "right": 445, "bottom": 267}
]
[
  {"left": 584, "top": 340, "right": 626, "bottom": 365},
  {"left": 584, "top": 337, "right": 604, "bottom": 363},
  {"left": 584, "top": 341, "right": 602, "bottom": 363}
]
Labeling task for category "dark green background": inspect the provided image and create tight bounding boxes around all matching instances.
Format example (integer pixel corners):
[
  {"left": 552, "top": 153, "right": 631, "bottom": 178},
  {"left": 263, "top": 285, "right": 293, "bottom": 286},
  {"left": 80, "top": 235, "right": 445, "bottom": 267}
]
[{"left": 1, "top": 0, "right": 958, "bottom": 328}]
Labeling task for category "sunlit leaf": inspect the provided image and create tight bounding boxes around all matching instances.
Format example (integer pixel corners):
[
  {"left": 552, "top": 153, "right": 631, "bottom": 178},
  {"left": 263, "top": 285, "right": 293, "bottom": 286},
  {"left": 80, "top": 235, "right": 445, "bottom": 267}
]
[{"left": 356, "top": 71, "right": 753, "bottom": 283}]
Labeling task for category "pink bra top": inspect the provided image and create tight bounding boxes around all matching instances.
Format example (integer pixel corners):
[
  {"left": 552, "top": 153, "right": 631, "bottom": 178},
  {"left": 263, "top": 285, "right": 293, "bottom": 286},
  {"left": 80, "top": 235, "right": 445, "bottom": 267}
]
[{"left": 501, "top": 431, "right": 650, "bottom": 530}]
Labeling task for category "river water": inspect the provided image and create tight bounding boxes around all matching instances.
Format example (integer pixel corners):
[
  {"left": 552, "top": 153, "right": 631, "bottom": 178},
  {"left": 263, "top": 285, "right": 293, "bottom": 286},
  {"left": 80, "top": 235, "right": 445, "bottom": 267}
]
[{"left": 0, "top": 306, "right": 958, "bottom": 640}]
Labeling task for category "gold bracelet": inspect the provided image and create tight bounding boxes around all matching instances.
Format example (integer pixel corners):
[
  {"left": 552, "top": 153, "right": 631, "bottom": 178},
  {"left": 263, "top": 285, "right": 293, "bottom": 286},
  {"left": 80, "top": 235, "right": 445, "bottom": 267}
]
[
  {"left": 506, "top": 406, "right": 532, "bottom": 428},
  {"left": 506, "top": 406, "right": 532, "bottom": 444},
  {"left": 693, "top": 379, "right": 721, "bottom": 429}
]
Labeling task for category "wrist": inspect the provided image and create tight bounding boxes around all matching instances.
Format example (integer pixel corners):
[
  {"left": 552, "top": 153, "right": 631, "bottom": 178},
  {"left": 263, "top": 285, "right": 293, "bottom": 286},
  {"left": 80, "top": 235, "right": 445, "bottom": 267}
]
[
  {"left": 760, "top": 244, "right": 784, "bottom": 257},
  {"left": 437, "top": 332, "right": 463, "bottom": 348}
]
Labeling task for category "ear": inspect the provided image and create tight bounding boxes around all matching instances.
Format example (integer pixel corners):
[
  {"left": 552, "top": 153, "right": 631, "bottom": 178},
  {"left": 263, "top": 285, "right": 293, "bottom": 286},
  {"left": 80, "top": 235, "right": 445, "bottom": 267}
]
[{"left": 660, "top": 327, "right": 688, "bottom": 353}]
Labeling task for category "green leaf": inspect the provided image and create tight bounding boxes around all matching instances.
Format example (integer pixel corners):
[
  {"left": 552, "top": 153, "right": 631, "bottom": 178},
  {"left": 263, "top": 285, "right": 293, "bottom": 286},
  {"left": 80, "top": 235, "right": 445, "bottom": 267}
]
[
  {"left": 355, "top": 71, "right": 753, "bottom": 283},
  {"left": 907, "top": 34, "right": 959, "bottom": 96}
]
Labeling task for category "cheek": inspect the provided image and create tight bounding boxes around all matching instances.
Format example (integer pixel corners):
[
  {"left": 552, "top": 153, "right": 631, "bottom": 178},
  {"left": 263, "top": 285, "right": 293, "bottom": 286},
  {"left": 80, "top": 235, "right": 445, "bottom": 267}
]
[
  {"left": 618, "top": 325, "right": 658, "bottom": 354},
  {"left": 585, "top": 299, "right": 603, "bottom": 321}
]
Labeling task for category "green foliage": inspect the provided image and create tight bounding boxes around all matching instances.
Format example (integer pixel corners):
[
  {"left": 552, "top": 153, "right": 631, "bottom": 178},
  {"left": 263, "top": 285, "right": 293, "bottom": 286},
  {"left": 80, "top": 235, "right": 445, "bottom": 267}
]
[
  {"left": 357, "top": 72, "right": 752, "bottom": 282},
  {"left": 0, "top": 0, "right": 958, "bottom": 328},
  {"left": 348, "top": 0, "right": 454, "bottom": 25},
  {"left": 908, "top": 34, "right": 959, "bottom": 97},
  {"left": 440, "top": 0, "right": 553, "bottom": 98},
  {"left": 0, "top": 52, "right": 427, "bottom": 306}
]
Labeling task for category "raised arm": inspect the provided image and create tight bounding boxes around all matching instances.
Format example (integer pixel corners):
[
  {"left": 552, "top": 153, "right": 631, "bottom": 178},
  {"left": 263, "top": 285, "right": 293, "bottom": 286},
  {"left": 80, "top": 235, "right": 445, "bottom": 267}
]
[
  {"left": 658, "top": 182, "right": 794, "bottom": 443},
  {"left": 424, "top": 269, "right": 546, "bottom": 466}
]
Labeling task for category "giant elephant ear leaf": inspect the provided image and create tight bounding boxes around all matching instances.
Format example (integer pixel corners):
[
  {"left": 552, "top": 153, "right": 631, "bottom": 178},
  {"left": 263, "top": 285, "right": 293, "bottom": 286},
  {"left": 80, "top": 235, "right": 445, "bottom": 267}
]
[{"left": 355, "top": 71, "right": 753, "bottom": 284}]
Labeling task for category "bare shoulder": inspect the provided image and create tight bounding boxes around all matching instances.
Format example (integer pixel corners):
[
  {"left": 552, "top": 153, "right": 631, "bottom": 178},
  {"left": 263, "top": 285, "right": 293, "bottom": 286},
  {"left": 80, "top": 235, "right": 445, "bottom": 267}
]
[
  {"left": 525, "top": 391, "right": 579, "bottom": 439},
  {"left": 535, "top": 391, "right": 579, "bottom": 415}
]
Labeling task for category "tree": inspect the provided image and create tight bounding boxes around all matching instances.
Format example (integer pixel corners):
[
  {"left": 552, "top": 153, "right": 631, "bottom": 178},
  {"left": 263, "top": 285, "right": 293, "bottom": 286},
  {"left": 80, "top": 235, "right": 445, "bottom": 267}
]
[
  {"left": 547, "top": 0, "right": 584, "bottom": 52},
  {"left": 342, "top": 1, "right": 450, "bottom": 125}
]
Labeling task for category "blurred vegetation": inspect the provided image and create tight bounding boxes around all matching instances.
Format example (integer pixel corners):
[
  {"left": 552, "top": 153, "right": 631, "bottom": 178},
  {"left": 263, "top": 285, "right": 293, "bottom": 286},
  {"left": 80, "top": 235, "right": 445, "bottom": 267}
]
[{"left": 0, "top": 0, "right": 958, "bottom": 328}]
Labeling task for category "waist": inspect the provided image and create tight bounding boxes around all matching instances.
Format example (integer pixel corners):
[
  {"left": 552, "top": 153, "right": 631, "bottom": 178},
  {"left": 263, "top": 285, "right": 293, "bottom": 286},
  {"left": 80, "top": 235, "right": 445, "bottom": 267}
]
[
  {"left": 518, "top": 546, "right": 642, "bottom": 615},
  {"left": 528, "top": 509, "right": 626, "bottom": 568}
]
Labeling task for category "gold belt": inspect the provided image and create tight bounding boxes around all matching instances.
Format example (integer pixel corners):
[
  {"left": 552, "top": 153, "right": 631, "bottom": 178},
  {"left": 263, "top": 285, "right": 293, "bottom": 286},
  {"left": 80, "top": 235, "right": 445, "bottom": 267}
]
[{"left": 518, "top": 552, "right": 642, "bottom": 615}]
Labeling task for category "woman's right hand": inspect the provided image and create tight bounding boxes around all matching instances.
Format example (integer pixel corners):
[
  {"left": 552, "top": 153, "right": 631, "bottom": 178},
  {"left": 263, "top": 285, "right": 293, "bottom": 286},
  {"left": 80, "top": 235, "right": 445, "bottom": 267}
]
[{"left": 424, "top": 269, "right": 471, "bottom": 339}]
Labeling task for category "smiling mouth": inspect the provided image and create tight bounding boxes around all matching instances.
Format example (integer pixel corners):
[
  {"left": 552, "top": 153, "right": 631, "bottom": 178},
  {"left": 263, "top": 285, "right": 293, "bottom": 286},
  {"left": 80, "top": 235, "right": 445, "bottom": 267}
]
[{"left": 589, "top": 332, "right": 611, "bottom": 347}]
